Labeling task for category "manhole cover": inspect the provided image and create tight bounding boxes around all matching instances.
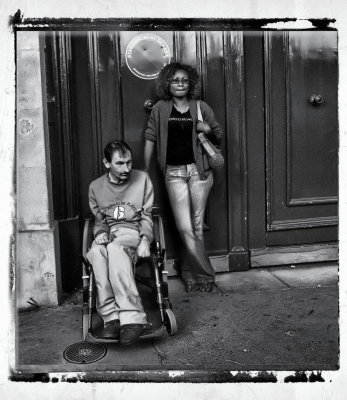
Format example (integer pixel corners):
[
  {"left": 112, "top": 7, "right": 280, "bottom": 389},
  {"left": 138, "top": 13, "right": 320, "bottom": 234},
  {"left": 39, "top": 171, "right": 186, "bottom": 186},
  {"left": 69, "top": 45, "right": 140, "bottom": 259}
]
[{"left": 63, "top": 342, "right": 107, "bottom": 364}]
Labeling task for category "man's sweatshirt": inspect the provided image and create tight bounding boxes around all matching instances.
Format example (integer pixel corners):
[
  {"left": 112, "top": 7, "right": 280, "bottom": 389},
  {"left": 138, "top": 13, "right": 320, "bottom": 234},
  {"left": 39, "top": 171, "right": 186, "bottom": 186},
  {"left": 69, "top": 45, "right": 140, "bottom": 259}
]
[{"left": 88, "top": 169, "right": 154, "bottom": 242}]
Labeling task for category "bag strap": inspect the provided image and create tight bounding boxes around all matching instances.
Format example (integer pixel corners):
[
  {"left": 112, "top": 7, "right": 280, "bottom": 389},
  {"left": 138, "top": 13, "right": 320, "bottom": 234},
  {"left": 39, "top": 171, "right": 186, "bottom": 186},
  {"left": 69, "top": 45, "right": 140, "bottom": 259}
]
[{"left": 197, "top": 100, "right": 203, "bottom": 122}]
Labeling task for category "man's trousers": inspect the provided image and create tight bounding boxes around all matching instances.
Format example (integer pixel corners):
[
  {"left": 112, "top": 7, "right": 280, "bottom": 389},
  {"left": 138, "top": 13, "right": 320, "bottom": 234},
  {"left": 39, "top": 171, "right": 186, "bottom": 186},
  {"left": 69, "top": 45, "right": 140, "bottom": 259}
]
[{"left": 86, "top": 227, "right": 147, "bottom": 326}]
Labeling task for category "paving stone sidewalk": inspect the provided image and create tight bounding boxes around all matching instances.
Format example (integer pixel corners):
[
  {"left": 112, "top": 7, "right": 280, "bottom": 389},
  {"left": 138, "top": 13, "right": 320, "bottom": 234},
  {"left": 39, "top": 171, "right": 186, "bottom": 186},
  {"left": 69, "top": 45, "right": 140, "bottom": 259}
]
[{"left": 14, "top": 263, "right": 339, "bottom": 379}]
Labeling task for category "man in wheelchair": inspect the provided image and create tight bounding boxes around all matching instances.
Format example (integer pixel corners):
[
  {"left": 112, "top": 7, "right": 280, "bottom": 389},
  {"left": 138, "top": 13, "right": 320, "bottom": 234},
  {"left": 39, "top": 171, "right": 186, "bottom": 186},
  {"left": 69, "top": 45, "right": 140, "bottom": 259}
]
[{"left": 86, "top": 140, "right": 154, "bottom": 345}]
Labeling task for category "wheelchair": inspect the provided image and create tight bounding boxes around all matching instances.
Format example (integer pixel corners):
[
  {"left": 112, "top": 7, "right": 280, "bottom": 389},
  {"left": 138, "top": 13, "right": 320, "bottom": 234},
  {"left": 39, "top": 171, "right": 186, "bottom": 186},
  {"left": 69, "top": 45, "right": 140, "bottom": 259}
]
[{"left": 81, "top": 207, "right": 177, "bottom": 343}]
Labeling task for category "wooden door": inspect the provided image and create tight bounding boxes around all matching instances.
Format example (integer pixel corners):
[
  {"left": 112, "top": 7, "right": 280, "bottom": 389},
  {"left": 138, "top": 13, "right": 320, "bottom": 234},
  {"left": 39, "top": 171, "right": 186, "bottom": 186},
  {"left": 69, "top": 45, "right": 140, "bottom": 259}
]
[{"left": 247, "top": 31, "right": 338, "bottom": 266}]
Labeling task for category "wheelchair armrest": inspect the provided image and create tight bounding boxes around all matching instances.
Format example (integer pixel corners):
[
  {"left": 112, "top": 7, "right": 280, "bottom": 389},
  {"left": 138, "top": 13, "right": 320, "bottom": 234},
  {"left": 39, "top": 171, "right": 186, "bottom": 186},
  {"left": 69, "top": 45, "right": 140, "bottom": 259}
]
[
  {"left": 152, "top": 213, "right": 165, "bottom": 253},
  {"left": 82, "top": 218, "right": 94, "bottom": 261}
]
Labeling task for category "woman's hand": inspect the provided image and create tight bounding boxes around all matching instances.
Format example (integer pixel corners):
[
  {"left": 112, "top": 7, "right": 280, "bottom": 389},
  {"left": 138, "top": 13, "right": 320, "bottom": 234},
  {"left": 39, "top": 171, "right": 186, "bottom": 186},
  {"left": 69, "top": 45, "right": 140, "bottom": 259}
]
[
  {"left": 197, "top": 121, "right": 211, "bottom": 135},
  {"left": 95, "top": 232, "right": 112, "bottom": 245}
]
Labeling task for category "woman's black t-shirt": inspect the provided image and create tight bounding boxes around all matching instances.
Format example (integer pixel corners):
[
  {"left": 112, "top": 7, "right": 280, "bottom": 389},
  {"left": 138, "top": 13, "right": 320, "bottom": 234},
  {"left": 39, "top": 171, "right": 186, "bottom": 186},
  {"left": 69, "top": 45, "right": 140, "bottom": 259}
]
[{"left": 166, "top": 106, "right": 195, "bottom": 165}]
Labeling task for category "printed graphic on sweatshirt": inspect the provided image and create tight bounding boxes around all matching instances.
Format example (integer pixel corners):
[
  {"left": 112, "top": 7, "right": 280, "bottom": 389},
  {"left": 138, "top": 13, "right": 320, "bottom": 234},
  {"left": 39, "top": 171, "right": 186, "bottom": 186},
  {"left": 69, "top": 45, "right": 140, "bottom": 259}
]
[
  {"left": 101, "top": 201, "right": 140, "bottom": 222},
  {"left": 113, "top": 206, "right": 125, "bottom": 219}
]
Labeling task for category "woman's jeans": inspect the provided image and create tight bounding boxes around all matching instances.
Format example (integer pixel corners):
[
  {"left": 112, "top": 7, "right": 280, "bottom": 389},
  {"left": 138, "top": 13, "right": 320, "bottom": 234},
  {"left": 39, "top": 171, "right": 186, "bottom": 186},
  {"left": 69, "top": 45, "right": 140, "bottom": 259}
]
[{"left": 165, "top": 163, "right": 216, "bottom": 284}]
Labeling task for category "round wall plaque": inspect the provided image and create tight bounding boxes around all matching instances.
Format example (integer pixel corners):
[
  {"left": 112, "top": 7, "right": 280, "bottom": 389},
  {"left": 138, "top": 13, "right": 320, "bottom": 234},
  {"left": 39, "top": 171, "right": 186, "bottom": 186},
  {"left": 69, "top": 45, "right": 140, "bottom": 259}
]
[{"left": 125, "top": 34, "right": 171, "bottom": 80}]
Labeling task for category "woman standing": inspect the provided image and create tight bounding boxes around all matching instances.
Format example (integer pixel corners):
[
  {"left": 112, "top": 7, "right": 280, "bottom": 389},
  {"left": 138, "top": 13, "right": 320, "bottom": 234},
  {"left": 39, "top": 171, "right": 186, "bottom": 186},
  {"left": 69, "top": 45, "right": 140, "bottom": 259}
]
[{"left": 144, "top": 62, "right": 223, "bottom": 293}]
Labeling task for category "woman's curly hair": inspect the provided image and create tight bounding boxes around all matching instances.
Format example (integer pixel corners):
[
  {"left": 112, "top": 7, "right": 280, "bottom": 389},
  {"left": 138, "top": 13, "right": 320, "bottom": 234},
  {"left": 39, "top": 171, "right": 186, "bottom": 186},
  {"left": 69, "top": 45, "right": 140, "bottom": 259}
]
[{"left": 156, "top": 62, "right": 200, "bottom": 100}]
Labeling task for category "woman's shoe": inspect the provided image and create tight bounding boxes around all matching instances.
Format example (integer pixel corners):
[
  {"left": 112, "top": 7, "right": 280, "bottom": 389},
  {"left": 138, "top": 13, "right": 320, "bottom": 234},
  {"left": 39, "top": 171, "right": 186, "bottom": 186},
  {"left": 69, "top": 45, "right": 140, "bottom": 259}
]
[
  {"left": 184, "top": 282, "right": 199, "bottom": 293},
  {"left": 199, "top": 282, "right": 215, "bottom": 293}
]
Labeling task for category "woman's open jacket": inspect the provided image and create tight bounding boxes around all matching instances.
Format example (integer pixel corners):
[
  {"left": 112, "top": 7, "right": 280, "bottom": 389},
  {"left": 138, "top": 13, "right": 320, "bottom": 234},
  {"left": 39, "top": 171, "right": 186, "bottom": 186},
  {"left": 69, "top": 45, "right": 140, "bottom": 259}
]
[{"left": 145, "top": 99, "right": 223, "bottom": 180}]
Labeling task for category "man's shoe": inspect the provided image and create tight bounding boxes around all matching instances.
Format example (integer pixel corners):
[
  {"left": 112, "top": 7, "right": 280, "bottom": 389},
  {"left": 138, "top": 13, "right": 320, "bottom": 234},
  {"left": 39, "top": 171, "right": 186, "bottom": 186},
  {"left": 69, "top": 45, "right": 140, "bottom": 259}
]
[
  {"left": 119, "top": 324, "right": 144, "bottom": 345},
  {"left": 101, "top": 319, "right": 120, "bottom": 339}
]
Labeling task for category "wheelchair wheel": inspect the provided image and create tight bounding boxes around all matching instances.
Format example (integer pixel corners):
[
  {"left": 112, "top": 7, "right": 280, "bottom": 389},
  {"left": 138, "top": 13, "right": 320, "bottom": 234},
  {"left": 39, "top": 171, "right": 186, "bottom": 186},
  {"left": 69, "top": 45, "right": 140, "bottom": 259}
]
[
  {"left": 164, "top": 308, "right": 177, "bottom": 336},
  {"left": 82, "top": 305, "right": 89, "bottom": 341}
]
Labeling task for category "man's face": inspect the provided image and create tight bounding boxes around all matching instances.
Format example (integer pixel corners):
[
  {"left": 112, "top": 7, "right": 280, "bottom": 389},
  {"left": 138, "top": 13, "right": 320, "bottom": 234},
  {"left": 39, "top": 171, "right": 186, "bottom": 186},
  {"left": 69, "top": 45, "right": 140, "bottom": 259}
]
[{"left": 104, "top": 150, "right": 132, "bottom": 183}]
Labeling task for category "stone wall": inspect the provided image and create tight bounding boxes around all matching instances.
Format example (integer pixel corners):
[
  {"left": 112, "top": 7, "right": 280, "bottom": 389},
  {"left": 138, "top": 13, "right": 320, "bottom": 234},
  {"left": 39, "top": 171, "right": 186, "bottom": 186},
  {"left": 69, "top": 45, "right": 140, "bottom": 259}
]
[{"left": 16, "top": 32, "right": 62, "bottom": 308}]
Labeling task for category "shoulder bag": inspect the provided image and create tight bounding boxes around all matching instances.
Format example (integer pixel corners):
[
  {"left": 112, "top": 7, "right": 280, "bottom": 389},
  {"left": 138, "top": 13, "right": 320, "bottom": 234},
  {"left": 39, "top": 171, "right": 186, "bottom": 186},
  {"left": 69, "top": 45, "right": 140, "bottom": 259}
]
[{"left": 196, "top": 100, "right": 224, "bottom": 169}]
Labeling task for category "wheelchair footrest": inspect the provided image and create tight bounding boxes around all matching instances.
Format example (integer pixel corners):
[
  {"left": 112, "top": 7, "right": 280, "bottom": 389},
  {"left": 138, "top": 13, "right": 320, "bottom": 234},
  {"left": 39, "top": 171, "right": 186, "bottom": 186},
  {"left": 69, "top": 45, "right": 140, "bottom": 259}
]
[{"left": 84, "top": 324, "right": 166, "bottom": 343}]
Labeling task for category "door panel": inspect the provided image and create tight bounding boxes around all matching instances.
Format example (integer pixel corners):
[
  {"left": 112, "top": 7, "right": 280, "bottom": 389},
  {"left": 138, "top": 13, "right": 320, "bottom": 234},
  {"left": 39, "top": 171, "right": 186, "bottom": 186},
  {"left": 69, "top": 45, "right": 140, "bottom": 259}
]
[
  {"left": 265, "top": 31, "right": 338, "bottom": 245},
  {"left": 71, "top": 33, "right": 97, "bottom": 219},
  {"left": 244, "top": 32, "right": 266, "bottom": 251},
  {"left": 98, "top": 32, "right": 123, "bottom": 149},
  {"left": 44, "top": 32, "right": 82, "bottom": 292},
  {"left": 202, "top": 32, "right": 229, "bottom": 254},
  {"left": 288, "top": 32, "right": 338, "bottom": 203}
]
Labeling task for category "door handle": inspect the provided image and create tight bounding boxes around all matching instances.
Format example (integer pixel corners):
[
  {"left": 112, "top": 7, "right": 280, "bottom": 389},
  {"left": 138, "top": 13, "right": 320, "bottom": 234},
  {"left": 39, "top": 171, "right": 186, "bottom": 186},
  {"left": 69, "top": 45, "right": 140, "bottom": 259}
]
[
  {"left": 144, "top": 99, "right": 154, "bottom": 111},
  {"left": 309, "top": 94, "right": 324, "bottom": 105}
]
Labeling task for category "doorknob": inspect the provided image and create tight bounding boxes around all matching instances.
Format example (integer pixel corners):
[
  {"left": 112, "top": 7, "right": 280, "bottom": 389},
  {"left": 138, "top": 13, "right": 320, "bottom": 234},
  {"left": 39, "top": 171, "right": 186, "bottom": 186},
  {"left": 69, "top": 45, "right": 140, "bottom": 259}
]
[
  {"left": 309, "top": 94, "right": 324, "bottom": 105},
  {"left": 144, "top": 99, "right": 155, "bottom": 111}
]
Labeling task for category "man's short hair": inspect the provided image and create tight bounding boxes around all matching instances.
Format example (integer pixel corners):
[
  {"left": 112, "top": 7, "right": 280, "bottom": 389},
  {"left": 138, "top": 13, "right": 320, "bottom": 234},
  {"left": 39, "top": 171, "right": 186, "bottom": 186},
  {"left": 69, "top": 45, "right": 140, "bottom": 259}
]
[{"left": 104, "top": 140, "right": 132, "bottom": 162}]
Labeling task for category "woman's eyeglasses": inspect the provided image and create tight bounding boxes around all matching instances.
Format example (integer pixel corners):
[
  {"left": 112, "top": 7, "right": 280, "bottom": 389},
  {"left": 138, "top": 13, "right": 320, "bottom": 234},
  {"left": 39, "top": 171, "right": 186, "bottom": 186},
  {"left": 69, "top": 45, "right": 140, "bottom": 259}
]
[{"left": 170, "top": 78, "right": 189, "bottom": 85}]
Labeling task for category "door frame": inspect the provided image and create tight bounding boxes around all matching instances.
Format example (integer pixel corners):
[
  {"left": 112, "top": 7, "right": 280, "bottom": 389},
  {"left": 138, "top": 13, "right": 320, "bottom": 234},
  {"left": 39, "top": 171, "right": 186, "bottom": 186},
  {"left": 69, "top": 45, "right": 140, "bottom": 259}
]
[{"left": 224, "top": 31, "right": 249, "bottom": 270}]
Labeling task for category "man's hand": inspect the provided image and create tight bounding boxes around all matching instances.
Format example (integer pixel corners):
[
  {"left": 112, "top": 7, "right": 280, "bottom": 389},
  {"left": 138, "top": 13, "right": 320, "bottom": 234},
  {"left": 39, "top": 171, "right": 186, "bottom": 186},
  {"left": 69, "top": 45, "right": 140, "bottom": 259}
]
[
  {"left": 136, "top": 235, "right": 151, "bottom": 258},
  {"left": 95, "top": 232, "right": 112, "bottom": 245}
]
